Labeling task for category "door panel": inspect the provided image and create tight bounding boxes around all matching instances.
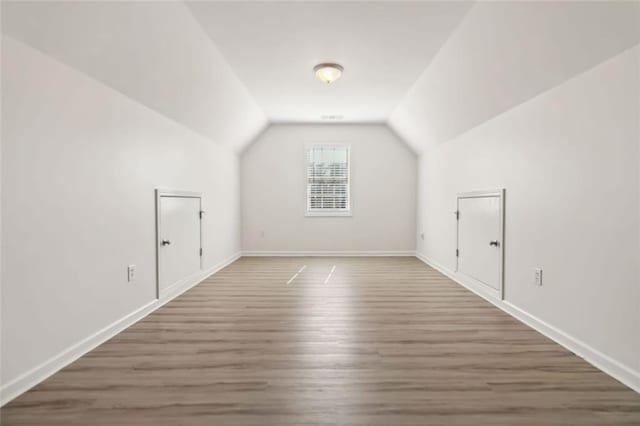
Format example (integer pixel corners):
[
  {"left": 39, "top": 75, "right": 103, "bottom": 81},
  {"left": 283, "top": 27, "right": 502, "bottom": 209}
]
[
  {"left": 457, "top": 195, "right": 502, "bottom": 292},
  {"left": 158, "top": 196, "right": 201, "bottom": 294}
]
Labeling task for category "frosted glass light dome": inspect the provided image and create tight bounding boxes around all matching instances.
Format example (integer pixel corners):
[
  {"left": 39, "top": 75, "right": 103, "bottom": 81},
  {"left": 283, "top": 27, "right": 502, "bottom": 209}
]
[{"left": 313, "top": 63, "right": 344, "bottom": 84}]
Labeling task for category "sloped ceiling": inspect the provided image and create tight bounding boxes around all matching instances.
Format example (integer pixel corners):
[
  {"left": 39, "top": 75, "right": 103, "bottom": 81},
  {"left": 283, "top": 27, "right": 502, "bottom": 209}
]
[
  {"left": 2, "top": 1, "right": 639, "bottom": 154},
  {"left": 1, "top": 1, "right": 268, "bottom": 152},
  {"left": 388, "top": 1, "right": 640, "bottom": 154},
  {"left": 186, "top": 1, "right": 472, "bottom": 123}
]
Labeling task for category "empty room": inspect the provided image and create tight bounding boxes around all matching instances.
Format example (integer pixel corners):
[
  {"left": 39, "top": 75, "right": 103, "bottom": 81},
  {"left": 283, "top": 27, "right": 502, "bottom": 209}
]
[{"left": 1, "top": 0, "right": 639, "bottom": 424}]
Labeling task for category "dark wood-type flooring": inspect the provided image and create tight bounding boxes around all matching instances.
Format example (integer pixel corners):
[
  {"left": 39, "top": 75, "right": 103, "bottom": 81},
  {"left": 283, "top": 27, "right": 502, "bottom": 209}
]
[{"left": 2, "top": 257, "right": 639, "bottom": 425}]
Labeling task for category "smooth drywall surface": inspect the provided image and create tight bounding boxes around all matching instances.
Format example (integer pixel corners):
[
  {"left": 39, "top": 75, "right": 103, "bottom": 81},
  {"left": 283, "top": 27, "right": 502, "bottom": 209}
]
[
  {"left": 187, "top": 1, "right": 472, "bottom": 123},
  {"left": 1, "top": 1, "right": 267, "bottom": 152},
  {"left": 416, "top": 46, "right": 640, "bottom": 376},
  {"left": 242, "top": 124, "right": 416, "bottom": 252},
  {"left": 1, "top": 37, "right": 242, "bottom": 386},
  {"left": 390, "top": 1, "right": 640, "bottom": 153}
]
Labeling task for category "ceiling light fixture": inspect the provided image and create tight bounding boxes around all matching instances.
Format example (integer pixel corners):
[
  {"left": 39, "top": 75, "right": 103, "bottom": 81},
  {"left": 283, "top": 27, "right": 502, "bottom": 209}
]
[{"left": 313, "top": 63, "right": 344, "bottom": 84}]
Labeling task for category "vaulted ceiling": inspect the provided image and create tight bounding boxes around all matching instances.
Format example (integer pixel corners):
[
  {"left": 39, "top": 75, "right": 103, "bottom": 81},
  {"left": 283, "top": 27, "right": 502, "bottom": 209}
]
[
  {"left": 186, "top": 1, "right": 473, "bottom": 123},
  {"left": 389, "top": 1, "right": 640, "bottom": 153},
  {"left": 3, "top": 1, "right": 639, "bottom": 154},
  {"left": 1, "top": 1, "right": 268, "bottom": 152}
]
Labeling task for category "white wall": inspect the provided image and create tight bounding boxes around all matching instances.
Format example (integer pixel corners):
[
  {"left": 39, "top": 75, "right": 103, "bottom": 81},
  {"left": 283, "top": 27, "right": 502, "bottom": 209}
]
[
  {"left": 241, "top": 124, "right": 416, "bottom": 253},
  {"left": 415, "top": 45, "right": 640, "bottom": 386},
  {"left": 1, "top": 37, "right": 243, "bottom": 394}
]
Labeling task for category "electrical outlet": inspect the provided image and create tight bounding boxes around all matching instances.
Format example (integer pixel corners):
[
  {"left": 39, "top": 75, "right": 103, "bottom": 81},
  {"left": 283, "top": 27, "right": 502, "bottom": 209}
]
[
  {"left": 534, "top": 268, "right": 543, "bottom": 286},
  {"left": 128, "top": 265, "right": 136, "bottom": 282}
]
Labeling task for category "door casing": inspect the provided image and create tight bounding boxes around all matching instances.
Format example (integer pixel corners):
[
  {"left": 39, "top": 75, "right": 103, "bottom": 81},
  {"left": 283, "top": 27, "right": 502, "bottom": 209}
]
[
  {"left": 455, "top": 189, "right": 505, "bottom": 300},
  {"left": 155, "top": 189, "right": 203, "bottom": 299}
]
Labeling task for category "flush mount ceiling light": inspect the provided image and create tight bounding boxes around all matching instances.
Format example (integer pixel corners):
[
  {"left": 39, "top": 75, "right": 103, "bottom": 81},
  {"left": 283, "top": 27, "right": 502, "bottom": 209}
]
[{"left": 313, "top": 63, "right": 344, "bottom": 84}]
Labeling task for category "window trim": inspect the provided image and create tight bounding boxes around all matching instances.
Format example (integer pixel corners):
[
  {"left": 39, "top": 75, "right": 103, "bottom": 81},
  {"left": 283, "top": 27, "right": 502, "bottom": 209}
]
[{"left": 305, "top": 143, "right": 352, "bottom": 217}]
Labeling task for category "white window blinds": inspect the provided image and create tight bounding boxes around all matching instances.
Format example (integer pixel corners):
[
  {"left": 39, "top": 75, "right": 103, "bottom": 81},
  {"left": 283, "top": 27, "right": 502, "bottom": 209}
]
[{"left": 307, "top": 145, "right": 350, "bottom": 214}]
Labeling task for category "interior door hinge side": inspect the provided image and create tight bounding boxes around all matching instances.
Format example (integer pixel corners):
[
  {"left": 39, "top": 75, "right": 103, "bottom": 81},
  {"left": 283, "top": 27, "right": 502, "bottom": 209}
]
[
  {"left": 199, "top": 211, "right": 204, "bottom": 219},
  {"left": 455, "top": 210, "right": 459, "bottom": 220},
  {"left": 199, "top": 248, "right": 203, "bottom": 256},
  {"left": 456, "top": 249, "right": 459, "bottom": 257}
]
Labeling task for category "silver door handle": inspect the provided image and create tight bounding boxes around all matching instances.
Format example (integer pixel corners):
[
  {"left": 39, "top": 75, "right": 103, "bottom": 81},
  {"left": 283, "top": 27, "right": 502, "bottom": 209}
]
[
  {"left": 161, "top": 239, "right": 171, "bottom": 246},
  {"left": 489, "top": 240, "right": 500, "bottom": 247}
]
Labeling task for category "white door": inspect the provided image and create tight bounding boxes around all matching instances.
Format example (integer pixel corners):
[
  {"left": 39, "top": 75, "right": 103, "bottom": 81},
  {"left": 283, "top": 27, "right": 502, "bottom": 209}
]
[
  {"left": 457, "top": 191, "right": 504, "bottom": 297},
  {"left": 158, "top": 194, "right": 202, "bottom": 295}
]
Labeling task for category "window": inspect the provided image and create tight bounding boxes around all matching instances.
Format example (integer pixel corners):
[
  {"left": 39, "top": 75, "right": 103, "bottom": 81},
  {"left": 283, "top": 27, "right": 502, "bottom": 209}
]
[{"left": 306, "top": 145, "right": 350, "bottom": 216}]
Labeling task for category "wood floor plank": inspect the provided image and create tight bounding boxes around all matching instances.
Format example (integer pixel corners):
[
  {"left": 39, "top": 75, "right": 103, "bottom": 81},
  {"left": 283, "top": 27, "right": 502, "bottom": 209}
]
[{"left": 2, "top": 256, "right": 639, "bottom": 425}]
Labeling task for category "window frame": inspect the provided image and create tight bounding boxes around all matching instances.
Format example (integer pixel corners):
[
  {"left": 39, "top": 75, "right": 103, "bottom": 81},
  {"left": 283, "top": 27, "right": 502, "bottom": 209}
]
[{"left": 305, "top": 143, "right": 352, "bottom": 217}]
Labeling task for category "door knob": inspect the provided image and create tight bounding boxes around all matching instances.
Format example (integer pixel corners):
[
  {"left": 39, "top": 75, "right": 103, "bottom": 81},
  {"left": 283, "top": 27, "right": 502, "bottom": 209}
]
[
  {"left": 161, "top": 239, "right": 171, "bottom": 246},
  {"left": 489, "top": 240, "right": 500, "bottom": 247}
]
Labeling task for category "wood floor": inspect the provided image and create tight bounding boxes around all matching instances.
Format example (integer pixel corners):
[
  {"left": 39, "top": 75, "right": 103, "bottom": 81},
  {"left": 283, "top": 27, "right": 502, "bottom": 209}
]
[{"left": 2, "top": 257, "right": 639, "bottom": 425}]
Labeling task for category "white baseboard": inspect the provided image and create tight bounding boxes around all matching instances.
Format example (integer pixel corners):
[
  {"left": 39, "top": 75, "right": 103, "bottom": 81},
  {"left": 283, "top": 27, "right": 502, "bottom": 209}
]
[
  {"left": 242, "top": 250, "right": 416, "bottom": 257},
  {"left": 415, "top": 253, "right": 640, "bottom": 394},
  {"left": 0, "top": 251, "right": 242, "bottom": 406}
]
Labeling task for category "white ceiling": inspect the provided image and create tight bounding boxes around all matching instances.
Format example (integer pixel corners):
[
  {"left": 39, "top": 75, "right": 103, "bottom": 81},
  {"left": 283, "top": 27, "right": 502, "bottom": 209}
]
[
  {"left": 186, "top": 1, "right": 473, "bottom": 123},
  {"left": 2, "top": 1, "right": 268, "bottom": 152},
  {"left": 4, "top": 1, "right": 636, "bottom": 153},
  {"left": 389, "top": 1, "right": 640, "bottom": 153}
]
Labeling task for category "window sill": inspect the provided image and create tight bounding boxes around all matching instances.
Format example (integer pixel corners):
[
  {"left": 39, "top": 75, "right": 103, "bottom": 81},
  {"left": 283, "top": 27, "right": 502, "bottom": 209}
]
[{"left": 305, "top": 211, "right": 352, "bottom": 217}]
